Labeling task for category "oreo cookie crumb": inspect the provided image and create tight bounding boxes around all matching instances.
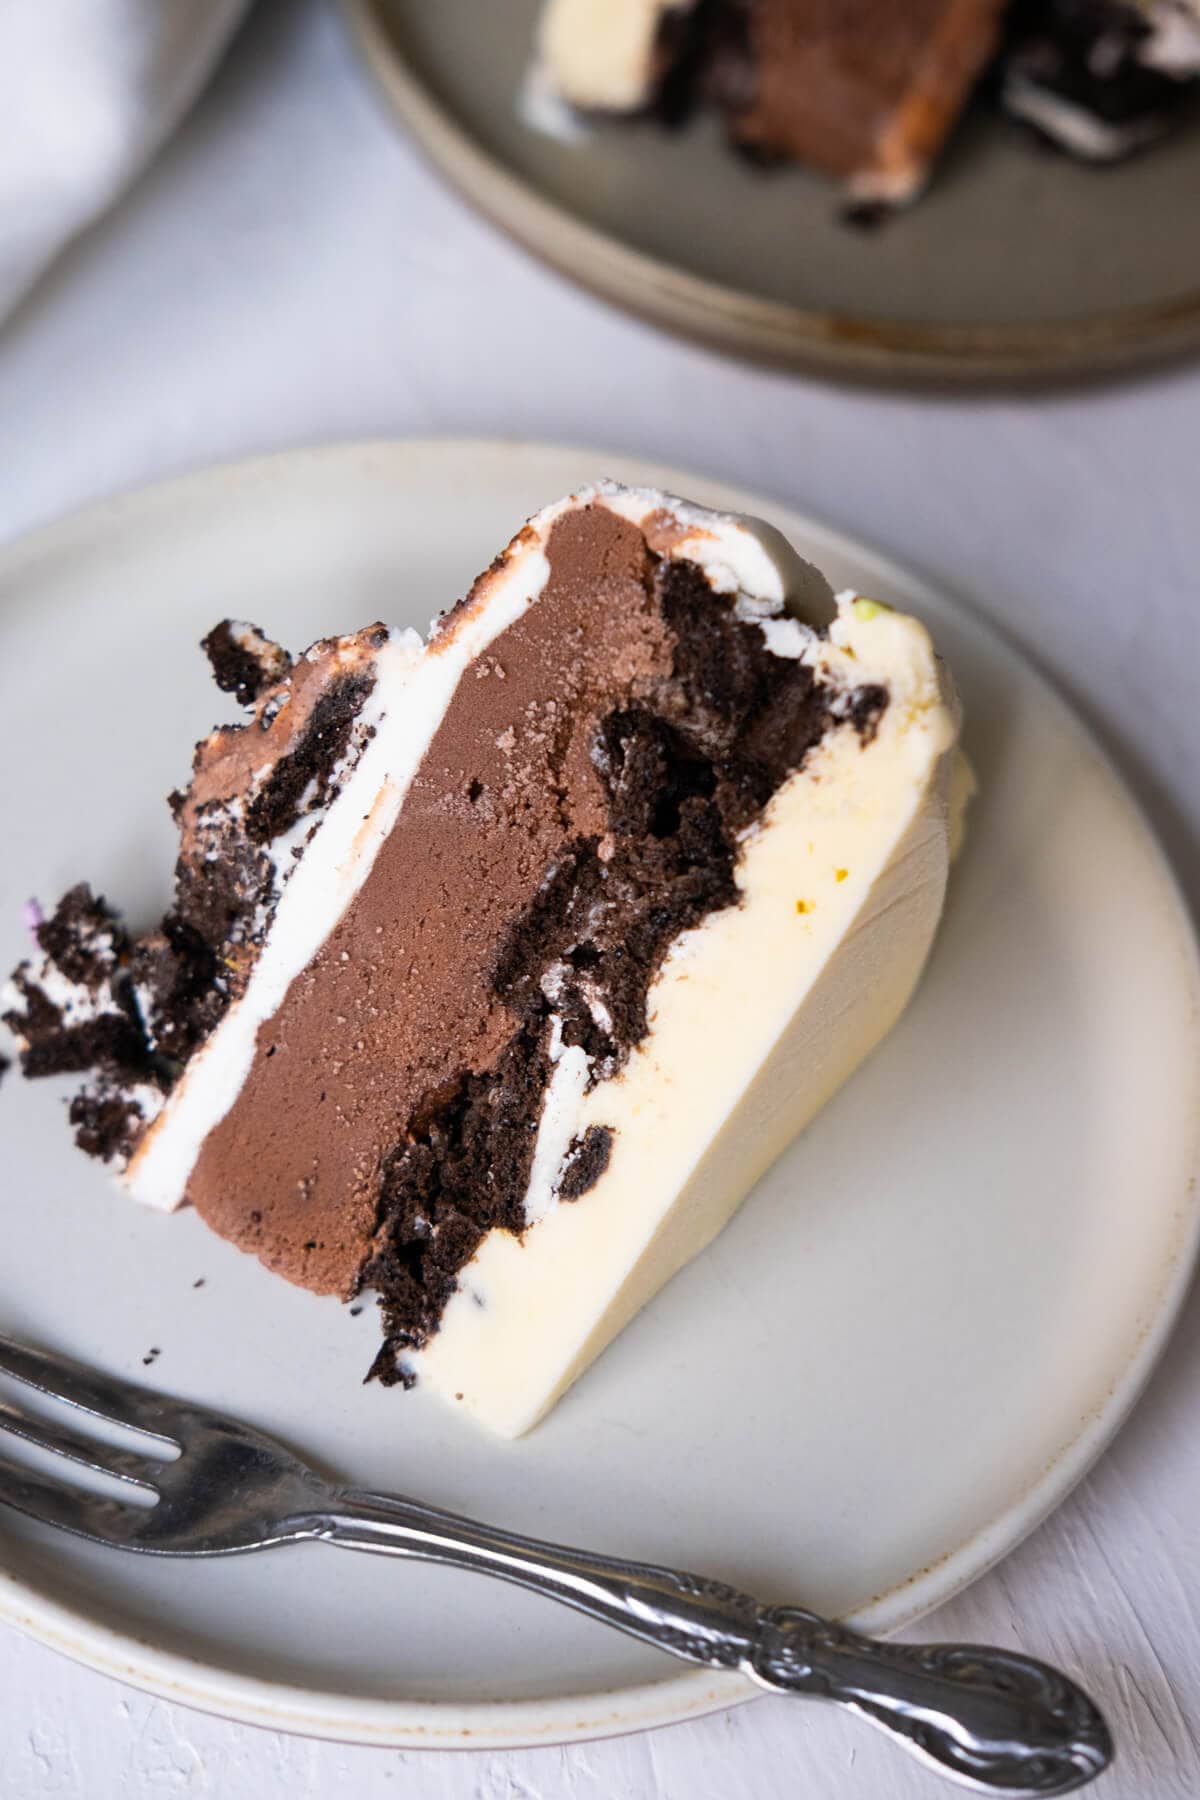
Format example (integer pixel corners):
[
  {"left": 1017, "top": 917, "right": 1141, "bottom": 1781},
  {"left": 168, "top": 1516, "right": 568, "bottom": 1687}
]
[
  {"left": 3, "top": 636, "right": 383, "bottom": 1166},
  {"left": 559, "top": 1127, "right": 613, "bottom": 1200},
  {"left": 362, "top": 1025, "right": 549, "bottom": 1377},
  {"left": 201, "top": 620, "right": 291, "bottom": 708},
  {"left": 245, "top": 671, "right": 375, "bottom": 845},
  {"left": 364, "top": 552, "right": 879, "bottom": 1379},
  {"left": 849, "top": 683, "right": 888, "bottom": 744}
]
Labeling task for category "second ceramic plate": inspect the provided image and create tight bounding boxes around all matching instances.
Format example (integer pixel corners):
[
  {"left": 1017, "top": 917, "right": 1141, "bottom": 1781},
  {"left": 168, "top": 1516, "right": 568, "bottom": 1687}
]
[
  {"left": 0, "top": 440, "right": 1197, "bottom": 1747},
  {"left": 348, "top": 0, "right": 1200, "bottom": 382}
]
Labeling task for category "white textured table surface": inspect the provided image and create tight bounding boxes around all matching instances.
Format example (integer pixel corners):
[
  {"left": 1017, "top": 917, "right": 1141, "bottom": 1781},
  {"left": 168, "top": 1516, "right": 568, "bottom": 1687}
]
[{"left": 1, "top": 3, "right": 1198, "bottom": 1796}]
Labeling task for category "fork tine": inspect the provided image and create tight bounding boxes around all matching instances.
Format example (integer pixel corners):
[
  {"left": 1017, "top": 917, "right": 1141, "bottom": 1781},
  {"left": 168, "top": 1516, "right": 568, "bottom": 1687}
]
[
  {"left": 0, "top": 1450, "right": 140, "bottom": 1548},
  {"left": 0, "top": 1397, "right": 160, "bottom": 1491},
  {"left": 0, "top": 1336, "right": 181, "bottom": 1446}
]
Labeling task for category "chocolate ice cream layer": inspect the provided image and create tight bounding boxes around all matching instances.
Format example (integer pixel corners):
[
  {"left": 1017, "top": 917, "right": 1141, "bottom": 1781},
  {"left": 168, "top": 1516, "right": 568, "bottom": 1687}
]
[{"left": 707, "top": 0, "right": 1008, "bottom": 202}]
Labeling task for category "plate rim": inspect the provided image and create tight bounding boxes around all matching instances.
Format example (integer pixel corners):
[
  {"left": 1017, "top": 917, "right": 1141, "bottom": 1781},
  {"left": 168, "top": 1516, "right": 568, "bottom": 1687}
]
[
  {"left": 343, "top": 0, "right": 1200, "bottom": 388},
  {"left": 1, "top": 435, "right": 1198, "bottom": 1750}
]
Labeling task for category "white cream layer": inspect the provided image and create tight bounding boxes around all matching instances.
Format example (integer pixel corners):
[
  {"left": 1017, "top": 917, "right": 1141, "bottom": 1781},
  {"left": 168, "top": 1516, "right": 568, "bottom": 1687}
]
[
  {"left": 534, "top": 0, "right": 691, "bottom": 112},
  {"left": 415, "top": 597, "right": 963, "bottom": 1437},
  {"left": 124, "top": 484, "right": 820, "bottom": 1210}
]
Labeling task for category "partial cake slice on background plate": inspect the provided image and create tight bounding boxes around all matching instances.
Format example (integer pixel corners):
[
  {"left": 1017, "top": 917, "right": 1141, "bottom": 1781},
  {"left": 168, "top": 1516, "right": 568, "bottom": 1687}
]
[
  {"left": 4, "top": 483, "right": 966, "bottom": 1437},
  {"left": 530, "top": 0, "right": 1009, "bottom": 208}
]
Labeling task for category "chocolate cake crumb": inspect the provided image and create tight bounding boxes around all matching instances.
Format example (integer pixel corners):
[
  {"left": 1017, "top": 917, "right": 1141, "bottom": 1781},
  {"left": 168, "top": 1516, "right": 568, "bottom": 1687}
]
[
  {"left": 4, "top": 634, "right": 385, "bottom": 1166},
  {"left": 362, "top": 1025, "right": 549, "bottom": 1376},
  {"left": 202, "top": 620, "right": 292, "bottom": 709},
  {"left": 245, "top": 670, "right": 375, "bottom": 844},
  {"left": 193, "top": 1278, "right": 205, "bottom": 1289},
  {"left": 997, "top": 0, "right": 1200, "bottom": 158},
  {"left": 2, "top": 887, "right": 156, "bottom": 1095},
  {"left": 365, "top": 1343, "right": 417, "bottom": 1390},
  {"left": 33, "top": 884, "right": 127, "bottom": 990},
  {"left": 0, "top": 1054, "right": 9, "bottom": 1087},
  {"left": 840, "top": 199, "right": 892, "bottom": 230},
  {"left": 171, "top": 835, "right": 273, "bottom": 972},
  {"left": 17, "top": 1007, "right": 142, "bottom": 1080},
  {"left": 849, "top": 683, "right": 888, "bottom": 744},
  {"left": 142, "top": 1347, "right": 160, "bottom": 1366},
  {"left": 69, "top": 1086, "right": 149, "bottom": 1163},
  {"left": 558, "top": 1127, "right": 613, "bottom": 1200},
  {"left": 652, "top": 0, "right": 714, "bottom": 126},
  {"left": 130, "top": 913, "right": 226, "bottom": 1063}
]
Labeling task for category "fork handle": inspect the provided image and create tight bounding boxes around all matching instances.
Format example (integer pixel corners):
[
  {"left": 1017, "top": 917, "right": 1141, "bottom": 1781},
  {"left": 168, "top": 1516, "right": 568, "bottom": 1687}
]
[{"left": 305, "top": 1489, "right": 1110, "bottom": 1795}]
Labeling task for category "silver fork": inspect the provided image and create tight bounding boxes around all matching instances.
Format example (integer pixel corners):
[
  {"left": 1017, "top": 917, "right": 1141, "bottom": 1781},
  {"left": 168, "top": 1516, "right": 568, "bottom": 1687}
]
[{"left": 0, "top": 1334, "right": 1110, "bottom": 1795}]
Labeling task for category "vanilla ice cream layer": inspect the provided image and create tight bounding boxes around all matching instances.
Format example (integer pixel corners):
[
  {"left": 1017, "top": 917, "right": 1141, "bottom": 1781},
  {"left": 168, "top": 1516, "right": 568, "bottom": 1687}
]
[{"left": 535, "top": 0, "right": 693, "bottom": 112}]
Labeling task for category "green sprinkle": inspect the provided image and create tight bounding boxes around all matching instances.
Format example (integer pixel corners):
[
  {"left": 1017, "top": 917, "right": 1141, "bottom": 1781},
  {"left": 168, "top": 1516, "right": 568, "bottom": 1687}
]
[{"left": 852, "top": 596, "right": 890, "bottom": 622}]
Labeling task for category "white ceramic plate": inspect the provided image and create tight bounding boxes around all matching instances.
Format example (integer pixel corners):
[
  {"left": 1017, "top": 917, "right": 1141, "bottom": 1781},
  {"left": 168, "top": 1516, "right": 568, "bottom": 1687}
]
[{"left": 0, "top": 440, "right": 1197, "bottom": 1749}]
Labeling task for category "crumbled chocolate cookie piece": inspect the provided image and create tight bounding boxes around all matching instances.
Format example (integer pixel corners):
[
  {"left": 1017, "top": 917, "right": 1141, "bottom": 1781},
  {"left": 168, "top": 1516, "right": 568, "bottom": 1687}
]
[
  {"left": 362, "top": 1025, "right": 549, "bottom": 1375},
  {"left": 363, "top": 550, "right": 883, "bottom": 1370},
  {"left": 201, "top": 620, "right": 292, "bottom": 709},
  {"left": 245, "top": 671, "right": 376, "bottom": 845},
  {"left": 4, "top": 632, "right": 385, "bottom": 1167},
  {"left": 129, "top": 914, "right": 228, "bottom": 1063},
  {"left": 558, "top": 1126, "right": 613, "bottom": 1200},
  {"left": 69, "top": 1083, "right": 153, "bottom": 1163},
  {"left": 3, "top": 886, "right": 152, "bottom": 1088},
  {"left": 33, "top": 883, "right": 128, "bottom": 991}
]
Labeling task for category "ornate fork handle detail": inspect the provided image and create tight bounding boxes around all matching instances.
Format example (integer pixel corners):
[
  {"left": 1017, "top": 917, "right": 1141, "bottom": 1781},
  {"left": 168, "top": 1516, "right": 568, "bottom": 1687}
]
[
  {"left": 304, "top": 1491, "right": 1110, "bottom": 1795},
  {"left": 751, "top": 1608, "right": 1112, "bottom": 1796}
]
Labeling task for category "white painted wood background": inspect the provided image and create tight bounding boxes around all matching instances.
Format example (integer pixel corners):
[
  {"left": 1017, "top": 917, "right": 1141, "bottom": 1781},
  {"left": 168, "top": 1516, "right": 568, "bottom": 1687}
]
[{"left": 1, "top": 2, "right": 1197, "bottom": 1794}]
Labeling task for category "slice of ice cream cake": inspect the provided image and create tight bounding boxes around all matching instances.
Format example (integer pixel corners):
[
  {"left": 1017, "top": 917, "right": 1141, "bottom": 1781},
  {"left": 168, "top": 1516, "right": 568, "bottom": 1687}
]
[{"left": 5, "top": 483, "right": 965, "bottom": 1436}]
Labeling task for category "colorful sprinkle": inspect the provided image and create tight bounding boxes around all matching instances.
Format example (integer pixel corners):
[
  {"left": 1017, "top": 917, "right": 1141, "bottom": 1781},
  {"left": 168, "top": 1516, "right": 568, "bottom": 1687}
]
[{"left": 852, "top": 597, "right": 889, "bottom": 622}]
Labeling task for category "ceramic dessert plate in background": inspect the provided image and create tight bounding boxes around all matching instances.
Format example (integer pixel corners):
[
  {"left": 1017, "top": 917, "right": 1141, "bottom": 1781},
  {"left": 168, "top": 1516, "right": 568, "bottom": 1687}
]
[
  {"left": 345, "top": 0, "right": 1200, "bottom": 384},
  {"left": 0, "top": 439, "right": 1197, "bottom": 1749}
]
